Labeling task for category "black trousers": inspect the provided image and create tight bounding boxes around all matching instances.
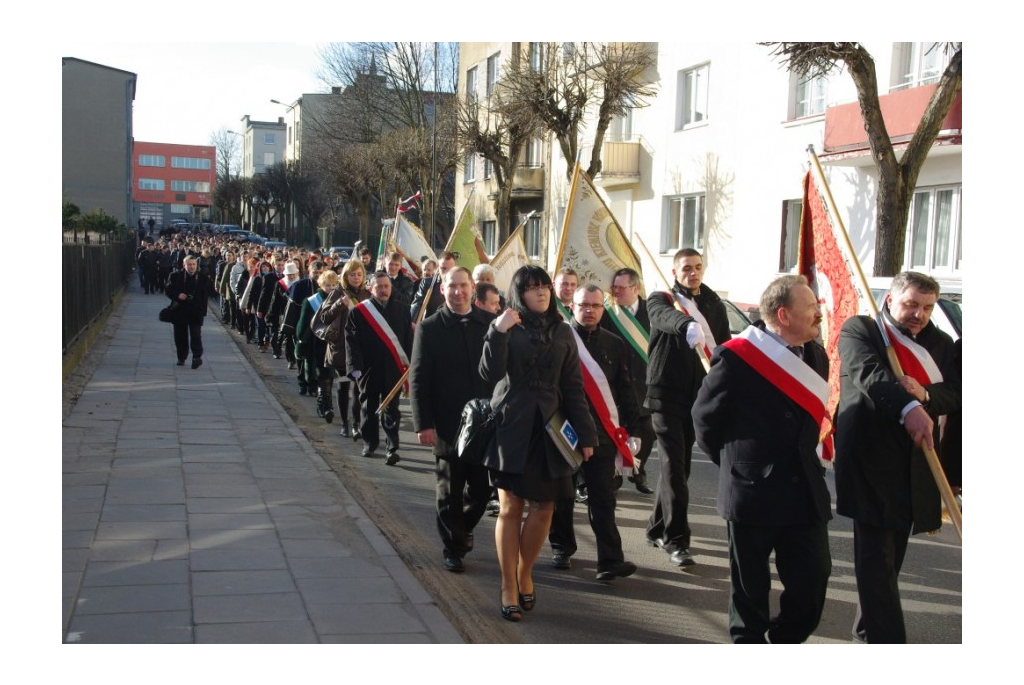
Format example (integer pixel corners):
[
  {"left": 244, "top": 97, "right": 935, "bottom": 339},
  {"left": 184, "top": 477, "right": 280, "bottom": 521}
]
[
  {"left": 172, "top": 320, "right": 204, "bottom": 362},
  {"left": 852, "top": 520, "right": 912, "bottom": 643},
  {"left": 646, "top": 410, "right": 695, "bottom": 552},
  {"left": 549, "top": 443, "right": 625, "bottom": 569},
  {"left": 435, "top": 454, "right": 491, "bottom": 558},
  {"left": 359, "top": 383, "right": 400, "bottom": 452},
  {"left": 727, "top": 520, "right": 831, "bottom": 643}
]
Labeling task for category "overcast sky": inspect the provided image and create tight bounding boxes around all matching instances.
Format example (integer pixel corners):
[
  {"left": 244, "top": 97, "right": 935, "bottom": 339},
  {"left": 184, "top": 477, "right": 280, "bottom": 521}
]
[{"left": 63, "top": 42, "right": 327, "bottom": 146}]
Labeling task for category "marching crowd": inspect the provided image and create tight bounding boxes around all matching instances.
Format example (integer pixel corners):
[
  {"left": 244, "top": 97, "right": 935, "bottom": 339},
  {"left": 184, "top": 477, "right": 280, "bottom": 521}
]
[{"left": 140, "top": 230, "right": 961, "bottom": 643}]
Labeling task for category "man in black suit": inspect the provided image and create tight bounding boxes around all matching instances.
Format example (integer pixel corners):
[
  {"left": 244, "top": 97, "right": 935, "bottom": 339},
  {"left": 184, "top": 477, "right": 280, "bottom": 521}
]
[
  {"left": 835, "top": 271, "right": 960, "bottom": 643},
  {"left": 548, "top": 284, "right": 641, "bottom": 581},
  {"left": 693, "top": 275, "right": 831, "bottom": 643},
  {"left": 645, "top": 248, "right": 731, "bottom": 567},
  {"left": 166, "top": 255, "right": 217, "bottom": 368},
  {"left": 410, "top": 266, "right": 496, "bottom": 572},
  {"left": 601, "top": 267, "right": 655, "bottom": 494},
  {"left": 346, "top": 270, "right": 413, "bottom": 465},
  {"left": 410, "top": 251, "right": 457, "bottom": 322}
]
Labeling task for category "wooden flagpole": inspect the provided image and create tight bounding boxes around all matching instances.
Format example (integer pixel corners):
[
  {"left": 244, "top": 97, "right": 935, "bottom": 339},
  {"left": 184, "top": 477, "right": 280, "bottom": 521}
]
[{"left": 807, "top": 146, "right": 961, "bottom": 540}]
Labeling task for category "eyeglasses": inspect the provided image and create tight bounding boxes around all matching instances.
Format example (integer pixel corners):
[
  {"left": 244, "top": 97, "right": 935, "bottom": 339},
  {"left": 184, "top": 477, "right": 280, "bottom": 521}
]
[
  {"left": 523, "top": 284, "right": 552, "bottom": 294},
  {"left": 574, "top": 302, "right": 604, "bottom": 311}
]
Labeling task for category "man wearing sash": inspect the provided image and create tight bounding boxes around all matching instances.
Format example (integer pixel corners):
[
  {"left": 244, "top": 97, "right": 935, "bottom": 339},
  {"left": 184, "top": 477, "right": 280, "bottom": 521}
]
[
  {"left": 835, "top": 272, "right": 960, "bottom": 643},
  {"left": 693, "top": 275, "right": 831, "bottom": 643},
  {"left": 601, "top": 267, "right": 655, "bottom": 494},
  {"left": 645, "top": 248, "right": 731, "bottom": 567},
  {"left": 410, "top": 267, "right": 497, "bottom": 572},
  {"left": 553, "top": 268, "right": 578, "bottom": 322},
  {"left": 346, "top": 270, "right": 414, "bottom": 465},
  {"left": 548, "top": 284, "right": 641, "bottom": 581}
]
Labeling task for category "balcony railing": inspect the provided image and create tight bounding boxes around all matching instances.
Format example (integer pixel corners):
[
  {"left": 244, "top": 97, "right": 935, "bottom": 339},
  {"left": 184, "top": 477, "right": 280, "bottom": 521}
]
[{"left": 823, "top": 84, "right": 962, "bottom": 157}]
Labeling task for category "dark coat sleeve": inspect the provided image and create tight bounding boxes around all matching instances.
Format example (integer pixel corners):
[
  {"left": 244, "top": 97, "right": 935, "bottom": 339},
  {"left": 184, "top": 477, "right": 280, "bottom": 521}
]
[{"left": 647, "top": 291, "right": 694, "bottom": 336}]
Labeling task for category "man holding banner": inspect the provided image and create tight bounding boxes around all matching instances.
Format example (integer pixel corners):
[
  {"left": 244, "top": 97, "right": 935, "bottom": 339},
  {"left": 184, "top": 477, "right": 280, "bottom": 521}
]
[
  {"left": 693, "top": 275, "right": 832, "bottom": 643},
  {"left": 346, "top": 270, "right": 413, "bottom": 465},
  {"left": 835, "top": 271, "right": 960, "bottom": 643},
  {"left": 548, "top": 284, "right": 641, "bottom": 581},
  {"left": 645, "top": 248, "right": 731, "bottom": 567}
]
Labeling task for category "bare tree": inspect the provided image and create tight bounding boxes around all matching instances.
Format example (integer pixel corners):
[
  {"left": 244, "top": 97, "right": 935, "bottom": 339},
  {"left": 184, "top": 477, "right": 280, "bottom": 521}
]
[
  {"left": 315, "top": 42, "right": 460, "bottom": 243},
  {"left": 765, "top": 42, "right": 962, "bottom": 276},
  {"left": 209, "top": 127, "right": 241, "bottom": 182},
  {"left": 501, "top": 42, "right": 658, "bottom": 182}
]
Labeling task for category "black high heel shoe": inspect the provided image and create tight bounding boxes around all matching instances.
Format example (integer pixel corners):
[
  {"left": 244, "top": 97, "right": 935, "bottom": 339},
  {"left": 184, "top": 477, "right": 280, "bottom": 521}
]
[
  {"left": 500, "top": 590, "right": 522, "bottom": 622},
  {"left": 518, "top": 589, "right": 536, "bottom": 612}
]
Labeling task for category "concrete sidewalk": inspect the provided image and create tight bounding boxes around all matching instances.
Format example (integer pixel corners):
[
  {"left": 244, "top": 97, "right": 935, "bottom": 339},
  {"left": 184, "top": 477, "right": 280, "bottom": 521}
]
[{"left": 62, "top": 283, "right": 462, "bottom": 643}]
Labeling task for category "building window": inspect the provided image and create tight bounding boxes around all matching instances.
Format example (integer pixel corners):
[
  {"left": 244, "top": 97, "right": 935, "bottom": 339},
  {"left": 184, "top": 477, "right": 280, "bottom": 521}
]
[
  {"left": 779, "top": 199, "right": 802, "bottom": 271},
  {"left": 906, "top": 185, "right": 962, "bottom": 273},
  {"left": 288, "top": 127, "right": 292, "bottom": 145},
  {"left": 171, "top": 180, "right": 211, "bottom": 193},
  {"left": 482, "top": 220, "right": 497, "bottom": 255},
  {"left": 263, "top": 152, "right": 276, "bottom": 166},
  {"left": 524, "top": 215, "right": 542, "bottom": 259},
  {"left": 171, "top": 156, "right": 211, "bottom": 170},
  {"left": 463, "top": 153, "right": 476, "bottom": 183},
  {"left": 891, "top": 42, "right": 952, "bottom": 92},
  {"left": 529, "top": 43, "right": 544, "bottom": 72},
  {"left": 790, "top": 73, "right": 827, "bottom": 119},
  {"left": 170, "top": 204, "right": 191, "bottom": 214},
  {"left": 465, "top": 66, "right": 478, "bottom": 105},
  {"left": 608, "top": 107, "right": 634, "bottom": 142},
  {"left": 139, "top": 154, "right": 165, "bottom": 167},
  {"left": 264, "top": 133, "right": 276, "bottom": 145},
  {"left": 663, "top": 194, "right": 706, "bottom": 253},
  {"left": 676, "top": 63, "right": 710, "bottom": 130},
  {"left": 138, "top": 178, "right": 165, "bottom": 191},
  {"left": 486, "top": 52, "right": 501, "bottom": 96},
  {"left": 484, "top": 158, "right": 492, "bottom": 180},
  {"left": 524, "top": 136, "right": 543, "bottom": 168}
]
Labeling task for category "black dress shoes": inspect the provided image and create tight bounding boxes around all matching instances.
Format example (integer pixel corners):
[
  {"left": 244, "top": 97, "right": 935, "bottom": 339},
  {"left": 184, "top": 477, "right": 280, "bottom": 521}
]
[
  {"left": 596, "top": 560, "right": 637, "bottom": 581},
  {"left": 191, "top": 357, "right": 202, "bottom": 369},
  {"left": 551, "top": 553, "right": 572, "bottom": 570},
  {"left": 385, "top": 450, "right": 400, "bottom": 466},
  {"left": 444, "top": 554, "right": 465, "bottom": 573}
]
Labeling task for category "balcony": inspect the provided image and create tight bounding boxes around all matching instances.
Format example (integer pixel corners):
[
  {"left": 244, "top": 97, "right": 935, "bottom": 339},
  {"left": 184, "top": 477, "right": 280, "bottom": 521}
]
[
  {"left": 511, "top": 165, "right": 544, "bottom": 198},
  {"left": 593, "top": 140, "right": 641, "bottom": 187},
  {"left": 821, "top": 84, "right": 962, "bottom": 165}
]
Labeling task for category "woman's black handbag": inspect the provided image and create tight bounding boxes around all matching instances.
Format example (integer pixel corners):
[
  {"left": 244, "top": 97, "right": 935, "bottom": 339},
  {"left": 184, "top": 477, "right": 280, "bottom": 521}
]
[
  {"left": 158, "top": 301, "right": 181, "bottom": 323},
  {"left": 456, "top": 398, "right": 498, "bottom": 465}
]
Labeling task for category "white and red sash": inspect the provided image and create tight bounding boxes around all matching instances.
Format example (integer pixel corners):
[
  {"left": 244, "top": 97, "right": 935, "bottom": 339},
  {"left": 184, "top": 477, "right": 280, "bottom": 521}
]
[
  {"left": 877, "top": 312, "right": 943, "bottom": 385},
  {"left": 570, "top": 327, "right": 635, "bottom": 474},
  {"left": 277, "top": 277, "right": 291, "bottom": 292},
  {"left": 671, "top": 290, "right": 716, "bottom": 358},
  {"left": 722, "top": 326, "right": 833, "bottom": 460},
  {"left": 355, "top": 299, "right": 410, "bottom": 390}
]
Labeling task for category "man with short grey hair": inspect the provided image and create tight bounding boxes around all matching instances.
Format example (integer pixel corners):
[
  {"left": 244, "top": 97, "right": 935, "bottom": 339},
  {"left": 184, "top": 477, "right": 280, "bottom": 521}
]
[
  {"left": 166, "top": 255, "right": 216, "bottom": 369},
  {"left": 694, "top": 274, "right": 831, "bottom": 642}
]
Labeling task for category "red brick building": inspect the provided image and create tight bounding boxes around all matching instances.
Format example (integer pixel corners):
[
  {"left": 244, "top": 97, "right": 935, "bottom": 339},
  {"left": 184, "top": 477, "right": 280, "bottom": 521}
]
[{"left": 132, "top": 141, "right": 216, "bottom": 230}]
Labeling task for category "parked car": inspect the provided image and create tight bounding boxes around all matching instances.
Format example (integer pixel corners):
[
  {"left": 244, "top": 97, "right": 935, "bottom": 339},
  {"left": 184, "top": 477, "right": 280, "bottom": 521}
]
[
  {"left": 265, "top": 241, "right": 287, "bottom": 250},
  {"left": 723, "top": 299, "right": 753, "bottom": 335},
  {"left": 328, "top": 246, "right": 354, "bottom": 260}
]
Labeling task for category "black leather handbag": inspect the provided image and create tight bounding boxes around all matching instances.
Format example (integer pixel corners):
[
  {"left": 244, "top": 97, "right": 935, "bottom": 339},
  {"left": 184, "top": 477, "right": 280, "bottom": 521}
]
[
  {"left": 456, "top": 398, "right": 499, "bottom": 465},
  {"left": 158, "top": 301, "right": 181, "bottom": 323}
]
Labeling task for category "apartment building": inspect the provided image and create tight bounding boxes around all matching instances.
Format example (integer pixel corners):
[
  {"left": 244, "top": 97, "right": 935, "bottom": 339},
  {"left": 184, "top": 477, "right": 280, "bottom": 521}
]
[
  {"left": 62, "top": 57, "right": 137, "bottom": 225},
  {"left": 457, "top": 42, "right": 962, "bottom": 305},
  {"left": 132, "top": 141, "right": 216, "bottom": 228}
]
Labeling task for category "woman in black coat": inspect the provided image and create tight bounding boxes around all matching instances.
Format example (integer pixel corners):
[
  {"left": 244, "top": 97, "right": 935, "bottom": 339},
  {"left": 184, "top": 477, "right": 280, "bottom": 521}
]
[{"left": 480, "top": 265, "right": 597, "bottom": 622}]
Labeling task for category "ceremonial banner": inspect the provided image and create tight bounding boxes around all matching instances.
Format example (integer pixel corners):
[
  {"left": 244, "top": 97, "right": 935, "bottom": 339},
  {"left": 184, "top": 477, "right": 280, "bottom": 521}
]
[
  {"left": 391, "top": 214, "right": 437, "bottom": 265},
  {"left": 444, "top": 194, "right": 487, "bottom": 272},
  {"left": 796, "top": 158, "right": 873, "bottom": 461},
  {"left": 489, "top": 221, "right": 531, "bottom": 294},
  {"left": 553, "top": 164, "right": 643, "bottom": 294}
]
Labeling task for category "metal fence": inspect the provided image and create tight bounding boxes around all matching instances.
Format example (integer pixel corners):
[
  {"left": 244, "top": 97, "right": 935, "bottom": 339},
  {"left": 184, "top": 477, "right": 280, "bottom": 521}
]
[{"left": 63, "top": 239, "right": 137, "bottom": 353}]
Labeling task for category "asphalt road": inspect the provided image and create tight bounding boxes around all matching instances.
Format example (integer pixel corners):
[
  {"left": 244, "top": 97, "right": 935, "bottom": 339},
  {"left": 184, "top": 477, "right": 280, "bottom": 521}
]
[{"left": 233, "top": 323, "right": 962, "bottom": 644}]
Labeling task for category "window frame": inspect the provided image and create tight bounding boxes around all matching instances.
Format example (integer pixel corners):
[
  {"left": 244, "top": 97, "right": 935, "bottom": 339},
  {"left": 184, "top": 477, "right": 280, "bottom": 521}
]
[
  {"left": 904, "top": 184, "right": 962, "bottom": 274},
  {"left": 779, "top": 199, "right": 802, "bottom": 272},
  {"left": 676, "top": 62, "right": 710, "bottom": 130},
  {"left": 486, "top": 52, "right": 501, "bottom": 96},
  {"left": 789, "top": 72, "right": 827, "bottom": 120},
  {"left": 662, "top": 193, "right": 707, "bottom": 253},
  {"left": 482, "top": 220, "right": 497, "bottom": 255},
  {"left": 138, "top": 178, "right": 165, "bottom": 191},
  {"left": 463, "top": 152, "right": 476, "bottom": 184},
  {"left": 138, "top": 154, "right": 165, "bottom": 167},
  {"left": 524, "top": 214, "right": 542, "bottom": 259}
]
